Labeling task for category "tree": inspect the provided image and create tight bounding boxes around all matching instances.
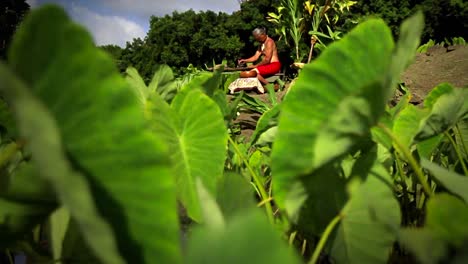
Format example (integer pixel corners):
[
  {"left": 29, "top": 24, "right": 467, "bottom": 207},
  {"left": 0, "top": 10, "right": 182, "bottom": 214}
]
[{"left": 0, "top": 0, "right": 30, "bottom": 60}]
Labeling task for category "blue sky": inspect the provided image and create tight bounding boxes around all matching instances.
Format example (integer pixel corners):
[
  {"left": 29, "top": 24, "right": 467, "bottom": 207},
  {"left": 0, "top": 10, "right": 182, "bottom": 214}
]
[{"left": 26, "top": 0, "right": 240, "bottom": 47}]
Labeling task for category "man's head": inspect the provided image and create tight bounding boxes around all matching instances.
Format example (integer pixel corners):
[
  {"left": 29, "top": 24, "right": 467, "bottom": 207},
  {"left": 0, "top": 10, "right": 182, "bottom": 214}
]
[{"left": 252, "top": 27, "right": 267, "bottom": 42}]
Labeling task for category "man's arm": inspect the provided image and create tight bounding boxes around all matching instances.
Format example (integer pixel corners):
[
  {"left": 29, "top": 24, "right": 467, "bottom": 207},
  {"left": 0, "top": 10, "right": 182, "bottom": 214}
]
[
  {"left": 241, "top": 50, "right": 261, "bottom": 63},
  {"left": 251, "top": 40, "right": 273, "bottom": 68}
]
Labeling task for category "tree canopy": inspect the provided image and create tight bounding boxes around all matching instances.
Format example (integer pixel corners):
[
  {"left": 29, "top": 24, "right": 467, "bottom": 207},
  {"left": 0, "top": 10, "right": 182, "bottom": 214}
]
[
  {"left": 0, "top": 0, "right": 30, "bottom": 60},
  {"left": 109, "top": 0, "right": 466, "bottom": 82}
]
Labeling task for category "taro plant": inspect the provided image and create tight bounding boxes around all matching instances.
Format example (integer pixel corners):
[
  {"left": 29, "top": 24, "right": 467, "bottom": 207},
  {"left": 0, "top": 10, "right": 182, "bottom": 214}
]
[
  {"left": 267, "top": 0, "right": 305, "bottom": 62},
  {"left": 1, "top": 4, "right": 467, "bottom": 264},
  {"left": 304, "top": 0, "right": 356, "bottom": 61}
]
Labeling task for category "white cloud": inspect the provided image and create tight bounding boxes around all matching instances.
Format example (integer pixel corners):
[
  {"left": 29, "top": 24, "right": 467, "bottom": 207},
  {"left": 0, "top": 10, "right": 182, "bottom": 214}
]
[
  {"left": 26, "top": 0, "right": 38, "bottom": 8},
  {"left": 102, "top": 0, "right": 240, "bottom": 17},
  {"left": 70, "top": 3, "right": 146, "bottom": 47}
]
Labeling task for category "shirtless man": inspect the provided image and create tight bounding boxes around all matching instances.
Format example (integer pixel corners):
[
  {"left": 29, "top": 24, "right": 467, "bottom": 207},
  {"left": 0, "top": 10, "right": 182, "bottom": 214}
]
[{"left": 238, "top": 27, "right": 281, "bottom": 85}]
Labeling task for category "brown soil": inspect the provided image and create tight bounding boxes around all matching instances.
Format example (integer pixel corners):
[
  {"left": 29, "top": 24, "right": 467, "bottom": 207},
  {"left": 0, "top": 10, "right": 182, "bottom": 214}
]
[
  {"left": 401, "top": 45, "right": 468, "bottom": 102},
  {"left": 232, "top": 45, "right": 468, "bottom": 140}
]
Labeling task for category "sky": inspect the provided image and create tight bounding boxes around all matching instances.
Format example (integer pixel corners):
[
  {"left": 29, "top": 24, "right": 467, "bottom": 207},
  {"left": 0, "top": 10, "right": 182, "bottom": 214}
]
[{"left": 26, "top": 0, "right": 240, "bottom": 47}]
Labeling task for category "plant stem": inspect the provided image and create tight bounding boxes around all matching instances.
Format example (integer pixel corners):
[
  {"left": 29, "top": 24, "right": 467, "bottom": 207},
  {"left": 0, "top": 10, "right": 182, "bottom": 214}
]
[
  {"left": 456, "top": 124, "right": 468, "bottom": 159},
  {"left": 228, "top": 136, "right": 274, "bottom": 224},
  {"left": 377, "top": 123, "right": 433, "bottom": 196},
  {"left": 445, "top": 131, "right": 468, "bottom": 176},
  {"left": 0, "top": 142, "right": 19, "bottom": 168},
  {"left": 6, "top": 249, "right": 14, "bottom": 264},
  {"left": 309, "top": 214, "right": 342, "bottom": 264}
]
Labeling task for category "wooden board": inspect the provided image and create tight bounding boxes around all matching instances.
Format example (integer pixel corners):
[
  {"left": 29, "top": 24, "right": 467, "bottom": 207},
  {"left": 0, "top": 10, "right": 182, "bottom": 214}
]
[{"left": 206, "top": 66, "right": 250, "bottom": 72}]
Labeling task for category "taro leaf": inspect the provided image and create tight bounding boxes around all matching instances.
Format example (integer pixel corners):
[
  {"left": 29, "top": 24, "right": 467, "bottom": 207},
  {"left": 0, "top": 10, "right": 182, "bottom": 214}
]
[
  {"left": 426, "top": 194, "right": 468, "bottom": 247},
  {"left": 5, "top": 5, "right": 180, "bottom": 263},
  {"left": 0, "top": 63, "right": 125, "bottom": 264},
  {"left": 125, "top": 66, "right": 148, "bottom": 107},
  {"left": 455, "top": 120, "right": 468, "bottom": 159},
  {"left": 399, "top": 194, "right": 468, "bottom": 264},
  {"left": 186, "top": 209, "right": 301, "bottom": 264},
  {"left": 415, "top": 88, "right": 468, "bottom": 142},
  {"left": 388, "top": 91, "right": 411, "bottom": 118},
  {"left": 61, "top": 220, "right": 101, "bottom": 264},
  {"left": 223, "top": 73, "right": 240, "bottom": 92},
  {"left": 250, "top": 104, "right": 280, "bottom": 146},
  {"left": 265, "top": 83, "right": 277, "bottom": 106},
  {"left": 0, "top": 198, "right": 54, "bottom": 247},
  {"left": 424, "top": 83, "right": 454, "bottom": 109},
  {"left": 216, "top": 172, "right": 256, "bottom": 221},
  {"left": 148, "top": 64, "right": 176, "bottom": 95},
  {"left": 371, "top": 112, "right": 393, "bottom": 150},
  {"left": 271, "top": 18, "right": 394, "bottom": 209},
  {"left": 0, "top": 160, "right": 55, "bottom": 246},
  {"left": 392, "top": 104, "right": 428, "bottom": 150},
  {"left": 256, "top": 126, "right": 278, "bottom": 147},
  {"left": 195, "top": 178, "right": 225, "bottom": 231},
  {"left": 421, "top": 159, "right": 468, "bottom": 203},
  {"left": 126, "top": 65, "right": 177, "bottom": 105},
  {"left": 331, "top": 163, "right": 401, "bottom": 264},
  {"left": 49, "top": 207, "right": 71, "bottom": 262},
  {"left": 417, "top": 135, "right": 443, "bottom": 159},
  {"left": 385, "top": 11, "right": 424, "bottom": 101},
  {"left": 147, "top": 89, "right": 227, "bottom": 222},
  {"left": 0, "top": 98, "right": 17, "bottom": 137},
  {"left": 292, "top": 163, "right": 348, "bottom": 236},
  {"left": 398, "top": 228, "right": 447, "bottom": 264}
]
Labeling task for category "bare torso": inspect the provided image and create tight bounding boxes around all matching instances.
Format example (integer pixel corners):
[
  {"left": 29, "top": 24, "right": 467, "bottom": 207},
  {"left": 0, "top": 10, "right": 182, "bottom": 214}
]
[{"left": 259, "top": 37, "right": 279, "bottom": 63}]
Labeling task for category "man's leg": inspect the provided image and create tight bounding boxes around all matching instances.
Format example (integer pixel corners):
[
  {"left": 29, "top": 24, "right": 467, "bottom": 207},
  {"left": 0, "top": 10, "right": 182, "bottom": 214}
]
[
  {"left": 256, "top": 73, "right": 268, "bottom": 85},
  {"left": 240, "top": 70, "right": 257, "bottom": 78}
]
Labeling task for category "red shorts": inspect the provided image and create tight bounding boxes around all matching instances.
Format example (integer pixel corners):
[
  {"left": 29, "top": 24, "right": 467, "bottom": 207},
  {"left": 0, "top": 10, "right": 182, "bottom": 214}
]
[{"left": 256, "top": 61, "right": 281, "bottom": 76}]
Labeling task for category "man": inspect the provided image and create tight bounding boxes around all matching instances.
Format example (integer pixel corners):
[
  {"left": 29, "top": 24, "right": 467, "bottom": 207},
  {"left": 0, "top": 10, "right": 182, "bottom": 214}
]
[{"left": 238, "top": 27, "right": 281, "bottom": 85}]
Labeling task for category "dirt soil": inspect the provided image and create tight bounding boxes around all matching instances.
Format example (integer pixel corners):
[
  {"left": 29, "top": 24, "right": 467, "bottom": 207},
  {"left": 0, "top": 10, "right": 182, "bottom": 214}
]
[
  {"left": 232, "top": 45, "right": 468, "bottom": 140},
  {"left": 401, "top": 45, "right": 468, "bottom": 102}
]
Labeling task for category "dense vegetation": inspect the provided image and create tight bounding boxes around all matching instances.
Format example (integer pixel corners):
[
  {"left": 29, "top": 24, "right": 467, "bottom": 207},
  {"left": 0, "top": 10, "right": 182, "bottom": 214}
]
[
  {"left": 0, "top": 0, "right": 30, "bottom": 60},
  {"left": 1, "top": 3, "right": 468, "bottom": 264}
]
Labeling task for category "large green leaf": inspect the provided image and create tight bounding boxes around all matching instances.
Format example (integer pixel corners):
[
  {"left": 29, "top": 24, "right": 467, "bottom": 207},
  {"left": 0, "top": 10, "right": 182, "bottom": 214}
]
[
  {"left": 148, "top": 65, "right": 178, "bottom": 102},
  {"left": 398, "top": 194, "right": 468, "bottom": 264},
  {"left": 426, "top": 194, "right": 468, "bottom": 247},
  {"left": 148, "top": 89, "right": 227, "bottom": 222},
  {"left": 126, "top": 65, "right": 178, "bottom": 106},
  {"left": 0, "top": 98, "right": 17, "bottom": 138},
  {"left": 0, "top": 157, "right": 55, "bottom": 246},
  {"left": 392, "top": 104, "right": 428, "bottom": 150},
  {"left": 250, "top": 104, "right": 280, "bottom": 146},
  {"left": 384, "top": 11, "right": 424, "bottom": 100},
  {"left": 415, "top": 87, "right": 468, "bottom": 142},
  {"left": 186, "top": 209, "right": 301, "bottom": 264},
  {"left": 271, "top": 17, "right": 394, "bottom": 209},
  {"left": 216, "top": 171, "right": 256, "bottom": 221},
  {"left": 417, "top": 135, "right": 443, "bottom": 159},
  {"left": 421, "top": 159, "right": 468, "bottom": 203},
  {"left": 455, "top": 120, "right": 468, "bottom": 159},
  {"left": 423, "top": 83, "right": 454, "bottom": 109},
  {"left": 0, "top": 63, "right": 124, "bottom": 263},
  {"left": 291, "top": 163, "right": 348, "bottom": 236},
  {"left": 398, "top": 228, "right": 447, "bottom": 264},
  {"left": 5, "top": 5, "right": 180, "bottom": 263},
  {"left": 125, "top": 66, "right": 148, "bottom": 107},
  {"left": 331, "top": 163, "right": 401, "bottom": 264}
]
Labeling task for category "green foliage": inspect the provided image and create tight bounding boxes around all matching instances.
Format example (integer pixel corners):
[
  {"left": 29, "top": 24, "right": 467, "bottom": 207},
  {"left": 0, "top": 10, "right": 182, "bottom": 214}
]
[
  {"left": 0, "top": 0, "right": 30, "bottom": 60},
  {"left": 271, "top": 17, "right": 395, "bottom": 208},
  {"left": 186, "top": 209, "right": 301, "bottom": 264},
  {"left": 1, "top": 5, "right": 180, "bottom": 263},
  {"left": 1, "top": 4, "right": 468, "bottom": 264},
  {"left": 343, "top": 0, "right": 468, "bottom": 42},
  {"left": 147, "top": 89, "right": 227, "bottom": 222},
  {"left": 331, "top": 162, "right": 400, "bottom": 264}
]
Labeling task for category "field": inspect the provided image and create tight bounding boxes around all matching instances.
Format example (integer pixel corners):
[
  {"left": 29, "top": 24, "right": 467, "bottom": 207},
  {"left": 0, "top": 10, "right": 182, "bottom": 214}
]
[{"left": 1, "top": 3, "right": 468, "bottom": 264}]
